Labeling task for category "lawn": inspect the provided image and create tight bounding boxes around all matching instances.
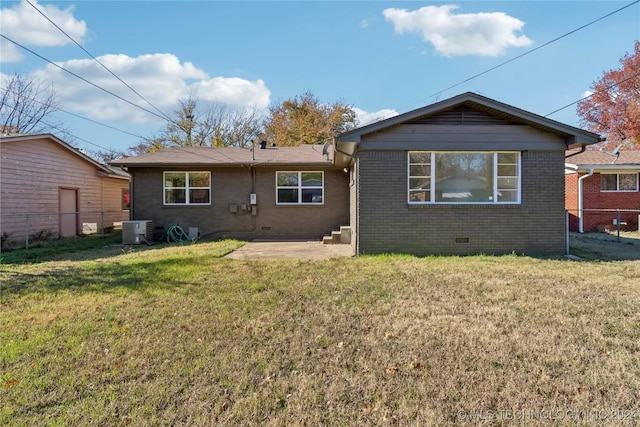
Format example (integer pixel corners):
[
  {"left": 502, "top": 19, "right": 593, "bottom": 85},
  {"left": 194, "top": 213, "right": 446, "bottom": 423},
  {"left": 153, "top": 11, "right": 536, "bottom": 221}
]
[{"left": 1, "top": 238, "right": 640, "bottom": 426}]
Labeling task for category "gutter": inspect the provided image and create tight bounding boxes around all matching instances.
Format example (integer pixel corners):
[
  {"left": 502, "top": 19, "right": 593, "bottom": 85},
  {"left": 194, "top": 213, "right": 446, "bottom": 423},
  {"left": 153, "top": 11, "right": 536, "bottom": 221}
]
[{"left": 577, "top": 168, "right": 594, "bottom": 233}]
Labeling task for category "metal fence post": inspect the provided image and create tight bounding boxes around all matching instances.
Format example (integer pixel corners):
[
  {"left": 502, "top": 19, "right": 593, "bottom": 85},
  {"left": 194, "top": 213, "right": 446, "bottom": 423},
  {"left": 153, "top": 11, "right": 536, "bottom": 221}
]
[
  {"left": 25, "top": 214, "right": 30, "bottom": 250},
  {"left": 617, "top": 210, "right": 621, "bottom": 243},
  {"left": 565, "top": 210, "right": 570, "bottom": 256}
]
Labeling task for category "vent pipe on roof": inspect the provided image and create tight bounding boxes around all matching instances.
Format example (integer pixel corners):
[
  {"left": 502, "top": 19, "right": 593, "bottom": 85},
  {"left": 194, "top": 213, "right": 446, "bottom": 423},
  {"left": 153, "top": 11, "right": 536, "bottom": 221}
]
[{"left": 259, "top": 140, "right": 267, "bottom": 149}]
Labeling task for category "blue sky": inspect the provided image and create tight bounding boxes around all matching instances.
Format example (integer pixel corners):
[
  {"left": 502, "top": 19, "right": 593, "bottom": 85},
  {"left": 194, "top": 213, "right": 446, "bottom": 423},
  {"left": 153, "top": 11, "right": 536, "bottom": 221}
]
[{"left": 1, "top": 0, "right": 638, "bottom": 156}]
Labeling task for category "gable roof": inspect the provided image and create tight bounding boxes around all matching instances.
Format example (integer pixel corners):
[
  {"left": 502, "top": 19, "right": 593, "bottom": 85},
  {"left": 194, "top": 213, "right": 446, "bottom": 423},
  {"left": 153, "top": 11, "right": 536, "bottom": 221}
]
[
  {"left": 334, "top": 92, "right": 602, "bottom": 166},
  {"left": 0, "top": 133, "right": 129, "bottom": 179},
  {"left": 109, "top": 143, "right": 333, "bottom": 168},
  {"left": 565, "top": 149, "right": 640, "bottom": 172}
]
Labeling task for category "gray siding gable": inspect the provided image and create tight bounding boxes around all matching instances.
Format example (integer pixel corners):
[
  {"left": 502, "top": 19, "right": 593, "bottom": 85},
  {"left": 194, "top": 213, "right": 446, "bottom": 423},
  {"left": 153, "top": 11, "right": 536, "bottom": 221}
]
[{"left": 334, "top": 92, "right": 601, "bottom": 167}]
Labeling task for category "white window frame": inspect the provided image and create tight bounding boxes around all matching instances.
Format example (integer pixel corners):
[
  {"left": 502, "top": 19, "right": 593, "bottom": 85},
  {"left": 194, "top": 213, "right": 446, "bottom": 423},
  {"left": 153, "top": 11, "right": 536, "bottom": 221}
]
[
  {"left": 163, "top": 171, "right": 211, "bottom": 205},
  {"left": 276, "top": 171, "right": 324, "bottom": 205},
  {"left": 600, "top": 172, "right": 639, "bottom": 192},
  {"left": 408, "top": 151, "right": 521, "bottom": 205}
]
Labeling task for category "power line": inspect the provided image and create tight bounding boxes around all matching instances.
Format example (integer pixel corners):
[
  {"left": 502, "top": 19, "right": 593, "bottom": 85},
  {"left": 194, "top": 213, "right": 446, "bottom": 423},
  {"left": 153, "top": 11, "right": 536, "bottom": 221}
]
[
  {"left": 426, "top": 0, "right": 640, "bottom": 102},
  {"left": 0, "top": 33, "right": 169, "bottom": 122},
  {"left": 24, "top": 0, "right": 173, "bottom": 123},
  {"left": 0, "top": 85, "right": 148, "bottom": 140},
  {"left": 545, "top": 70, "right": 640, "bottom": 117},
  {"left": 363, "top": 0, "right": 639, "bottom": 125}
]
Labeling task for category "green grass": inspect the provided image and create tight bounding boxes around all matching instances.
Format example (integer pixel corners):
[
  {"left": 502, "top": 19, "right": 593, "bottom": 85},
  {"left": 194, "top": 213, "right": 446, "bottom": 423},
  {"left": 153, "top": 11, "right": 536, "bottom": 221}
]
[{"left": 1, "top": 239, "right": 640, "bottom": 426}]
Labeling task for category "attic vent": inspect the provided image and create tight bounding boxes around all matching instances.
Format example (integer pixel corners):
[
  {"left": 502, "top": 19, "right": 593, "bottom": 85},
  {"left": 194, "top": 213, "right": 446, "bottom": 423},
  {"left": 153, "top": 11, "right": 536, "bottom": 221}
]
[
  {"left": 454, "top": 237, "right": 470, "bottom": 244},
  {"left": 408, "top": 106, "right": 510, "bottom": 125}
]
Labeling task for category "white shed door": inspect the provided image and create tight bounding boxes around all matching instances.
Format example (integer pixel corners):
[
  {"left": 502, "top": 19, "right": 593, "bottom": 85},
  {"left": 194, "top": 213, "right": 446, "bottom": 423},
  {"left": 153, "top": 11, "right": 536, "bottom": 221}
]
[{"left": 59, "top": 188, "right": 78, "bottom": 237}]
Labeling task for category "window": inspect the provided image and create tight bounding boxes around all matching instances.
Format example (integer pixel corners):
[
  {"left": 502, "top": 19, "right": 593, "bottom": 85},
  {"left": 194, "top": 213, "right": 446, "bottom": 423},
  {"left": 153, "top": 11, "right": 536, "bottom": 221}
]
[
  {"left": 408, "top": 152, "right": 520, "bottom": 204},
  {"left": 276, "top": 171, "right": 323, "bottom": 204},
  {"left": 122, "top": 189, "right": 130, "bottom": 210},
  {"left": 163, "top": 172, "right": 211, "bottom": 205},
  {"left": 601, "top": 173, "right": 638, "bottom": 192}
]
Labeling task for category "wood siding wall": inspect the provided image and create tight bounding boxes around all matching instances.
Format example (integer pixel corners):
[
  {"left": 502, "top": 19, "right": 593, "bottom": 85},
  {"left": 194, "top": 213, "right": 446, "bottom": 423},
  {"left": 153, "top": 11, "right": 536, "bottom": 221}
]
[{"left": 0, "top": 137, "right": 129, "bottom": 241}]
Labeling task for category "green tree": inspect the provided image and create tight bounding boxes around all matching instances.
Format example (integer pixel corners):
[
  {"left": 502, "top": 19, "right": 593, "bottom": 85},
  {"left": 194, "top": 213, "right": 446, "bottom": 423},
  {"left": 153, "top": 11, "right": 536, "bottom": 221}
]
[
  {"left": 577, "top": 41, "right": 640, "bottom": 150},
  {"left": 263, "top": 91, "right": 356, "bottom": 146}
]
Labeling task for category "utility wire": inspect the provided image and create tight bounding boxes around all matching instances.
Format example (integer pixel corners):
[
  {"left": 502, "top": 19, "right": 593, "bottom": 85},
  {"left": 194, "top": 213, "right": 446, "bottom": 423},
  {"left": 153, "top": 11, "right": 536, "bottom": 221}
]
[
  {"left": 0, "top": 34, "right": 168, "bottom": 122},
  {"left": 24, "top": 0, "right": 173, "bottom": 123},
  {"left": 426, "top": 0, "right": 640, "bottom": 102},
  {"left": 362, "top": 0, "right": 639, "bottom": 126},
  {"left": 545, "top": 70, "right": 640, "bottom": 117},
  {"left": 0, "top": 85, "right": 148, "bottom": 140}
]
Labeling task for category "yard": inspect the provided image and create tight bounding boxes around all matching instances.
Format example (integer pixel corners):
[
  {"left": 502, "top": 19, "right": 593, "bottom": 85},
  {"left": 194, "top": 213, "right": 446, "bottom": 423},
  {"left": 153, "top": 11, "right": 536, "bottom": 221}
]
[{"left": 1, "top": 237, "right": 639, "bottom": 426}]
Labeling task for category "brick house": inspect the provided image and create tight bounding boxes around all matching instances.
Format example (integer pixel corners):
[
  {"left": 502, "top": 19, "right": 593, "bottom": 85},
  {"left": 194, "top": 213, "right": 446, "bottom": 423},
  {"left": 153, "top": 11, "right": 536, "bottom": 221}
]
[
  {"left": 565, "top": 149, "right": 640, "bottom": 232},
  {"left": 112, "top": 92, "right": 601, "bottom": 255},
  {"left": 334, "top": 92, "right": 600, "bottom": 255},
  {"left": 110, "top": 144, "right": 350, "bottom": 242}
]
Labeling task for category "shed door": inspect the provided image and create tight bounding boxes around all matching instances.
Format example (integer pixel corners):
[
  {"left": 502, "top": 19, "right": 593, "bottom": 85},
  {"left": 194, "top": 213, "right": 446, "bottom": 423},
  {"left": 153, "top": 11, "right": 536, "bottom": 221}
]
[{"left": 59, "top": 188, "right": 78, "bottom": 237}]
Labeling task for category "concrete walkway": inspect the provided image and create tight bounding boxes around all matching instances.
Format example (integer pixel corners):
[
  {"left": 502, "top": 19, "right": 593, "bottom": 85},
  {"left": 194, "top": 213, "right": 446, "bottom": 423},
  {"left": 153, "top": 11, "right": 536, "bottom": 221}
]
[{"left": 224, "top": 240, "right": 354, "bottom": 260}]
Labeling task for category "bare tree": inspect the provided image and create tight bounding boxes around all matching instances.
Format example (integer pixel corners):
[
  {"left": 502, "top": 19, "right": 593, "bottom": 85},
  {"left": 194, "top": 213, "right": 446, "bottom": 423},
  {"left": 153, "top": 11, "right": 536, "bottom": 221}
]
[
  {"left": 0, "top": 72, "right": 63, "bottom": 134},
  {"left": 132, "top": 95, "right": 263, "bottom": 153}
]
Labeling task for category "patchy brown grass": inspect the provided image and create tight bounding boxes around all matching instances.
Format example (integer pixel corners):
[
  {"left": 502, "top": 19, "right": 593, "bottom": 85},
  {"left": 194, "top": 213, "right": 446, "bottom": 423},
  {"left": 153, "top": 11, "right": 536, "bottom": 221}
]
[
  {"left": 570, "top": 231, "right": 640, "bottom": 261},
  {"left": 1, "top": 241, "right": 640, "bottom": 426}
]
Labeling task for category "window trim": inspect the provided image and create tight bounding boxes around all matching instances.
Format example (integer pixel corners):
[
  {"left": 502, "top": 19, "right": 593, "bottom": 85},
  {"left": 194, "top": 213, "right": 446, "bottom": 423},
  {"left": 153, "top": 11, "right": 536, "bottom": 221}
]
[
  {"left": 407, "top": 151, "right": 521, "bottom": 205},
  {"left": 276, "top": 171, "right": 324, "bottom": 205},
  {"left": 163, "top": 171, "right": 211, "bottom": 206},
  {"left": 600, "top": 172, "right": 639, "bottom": 192}
]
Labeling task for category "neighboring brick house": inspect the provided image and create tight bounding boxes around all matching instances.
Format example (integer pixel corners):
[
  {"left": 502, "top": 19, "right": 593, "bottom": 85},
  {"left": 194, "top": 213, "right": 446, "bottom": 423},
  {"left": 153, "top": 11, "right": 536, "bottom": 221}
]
[
  {"left": 565, "top": 149, "right": 640, "bottom": 232},
  {"left": 334, "top": 92, "right": 601, "bottom": 255},
  {"left": 0, "top": 134, "right": 130, "bottom": 245},
  {"left": 112, "top": 92, "right": 601, "bottom": 255}
]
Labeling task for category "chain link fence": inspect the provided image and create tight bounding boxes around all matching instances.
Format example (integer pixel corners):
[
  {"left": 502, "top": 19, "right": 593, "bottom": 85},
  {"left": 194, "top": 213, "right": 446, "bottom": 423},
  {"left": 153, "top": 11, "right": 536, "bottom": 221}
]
[
  {"left": 1, "top": 210, "right": 129, "bottom": 250},
  {"left": 566, "top": 208, "right": 640, "bottom": 257}
]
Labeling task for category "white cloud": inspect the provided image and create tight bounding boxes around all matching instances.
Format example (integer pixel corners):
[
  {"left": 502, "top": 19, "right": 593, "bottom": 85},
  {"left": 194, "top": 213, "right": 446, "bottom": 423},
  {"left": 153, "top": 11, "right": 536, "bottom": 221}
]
[
  {"left": 0, "top": 0, "right": 88, "bottom": 63},
  {"left": 582, "top": 90, "right": 594, "bottom": 98},
  {"left": 354, "top": 107, "right": 398, "bottom": 126},
  {"left": 383, "top": 5, "right": 533, "bottom": 57},
  {"left": 31, "top": 53, "right": 271, "bottom": 123}
]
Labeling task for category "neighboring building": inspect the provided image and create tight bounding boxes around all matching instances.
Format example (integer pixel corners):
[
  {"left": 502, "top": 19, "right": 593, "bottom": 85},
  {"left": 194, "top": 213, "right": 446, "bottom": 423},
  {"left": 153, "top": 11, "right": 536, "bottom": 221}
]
[
  {"left": 112, "top": 92, "right": 601, "bottom": 255},
  {"left": 565, "top": 148, "right": 640, "bottom": 232},
  {"left": 0, "top": 134, "right": 130, "bottom": 246}
]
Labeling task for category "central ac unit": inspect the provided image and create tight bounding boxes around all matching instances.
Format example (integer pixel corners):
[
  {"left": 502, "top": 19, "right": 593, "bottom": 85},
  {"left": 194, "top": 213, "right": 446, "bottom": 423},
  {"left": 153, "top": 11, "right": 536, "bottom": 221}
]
[{"left": 122, "top": 220, "right": 153, "bottom": 245}]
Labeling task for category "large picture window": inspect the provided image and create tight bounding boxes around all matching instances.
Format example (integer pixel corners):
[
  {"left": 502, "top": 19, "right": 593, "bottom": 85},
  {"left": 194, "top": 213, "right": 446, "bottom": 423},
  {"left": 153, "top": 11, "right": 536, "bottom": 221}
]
[
  {"left": 164, "top": 172, "right": 211, "bottom": 205},
  {"left": 600, "top": 173, "right": 638, "bottom": 192},
  {"left": 276, "top": 171, "right": 323, "bottom": 204},
  {"left": 408, "top": 152, "right": 520, "bottom": 204}
]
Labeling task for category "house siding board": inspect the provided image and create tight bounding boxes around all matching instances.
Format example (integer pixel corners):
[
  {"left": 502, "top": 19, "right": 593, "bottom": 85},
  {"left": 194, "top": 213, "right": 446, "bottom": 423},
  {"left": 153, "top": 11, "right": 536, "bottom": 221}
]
[
  {"left": 356, "top": 150, "right": 566, "bottom": 255},
  {"left": 129, "top": 166, "right": 349, "bottom": 240},
  {"left": 0, "top": 137, "right": 129, "bottom": 241},
  {"left": 359, "top": 124, "right": 566, "bottom": 151}
]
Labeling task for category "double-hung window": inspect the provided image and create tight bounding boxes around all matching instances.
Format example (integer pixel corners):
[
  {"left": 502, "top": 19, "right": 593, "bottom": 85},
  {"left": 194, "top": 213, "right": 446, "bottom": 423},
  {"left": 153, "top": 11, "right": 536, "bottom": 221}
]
[
  {"left": 600, "top": 173, "right": 638, "bottom": 192},
  {"left": 276, "top": 171, "right": 323, "bottom": 204},
  {"left": 408, "top": 152, "right": 521, "bottom": 204},
  {"left": 164, "top": 172, "right": 211, "bottom": 205}
]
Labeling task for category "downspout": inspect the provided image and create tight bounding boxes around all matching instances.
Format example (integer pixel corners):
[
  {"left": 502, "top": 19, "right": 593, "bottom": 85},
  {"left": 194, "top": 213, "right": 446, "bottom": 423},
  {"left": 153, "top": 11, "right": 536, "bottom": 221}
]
[{"left": 577, "top": 169, "right": 593, "bottom": 233}]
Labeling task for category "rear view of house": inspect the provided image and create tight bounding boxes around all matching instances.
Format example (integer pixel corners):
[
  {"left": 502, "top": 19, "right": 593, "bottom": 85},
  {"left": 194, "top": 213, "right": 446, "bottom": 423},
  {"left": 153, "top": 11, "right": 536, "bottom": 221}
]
[
  {"left": 113, "top": 93, "right": 601, "bottom": 256},
  {"left": 334, "top": 92, "right": 601, "bottom": 255},
  {"left": 565, "top": 149, "right": 640, "bottom": 232},
  {"left": 0, "top": 134, "right": 130, "bottom": 247}
]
